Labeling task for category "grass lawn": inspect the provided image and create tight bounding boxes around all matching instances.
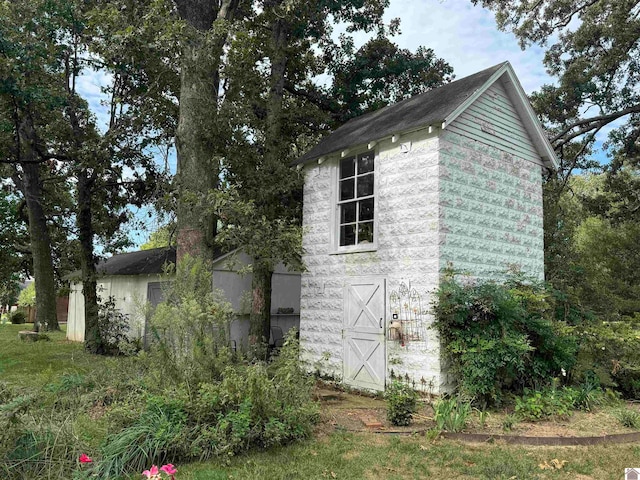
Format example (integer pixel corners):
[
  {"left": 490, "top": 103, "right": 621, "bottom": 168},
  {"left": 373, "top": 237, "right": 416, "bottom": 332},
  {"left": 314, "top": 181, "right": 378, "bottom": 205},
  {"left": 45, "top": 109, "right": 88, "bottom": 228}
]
[
  {"left": 179, "top": 433, "right": 640, "bottom": 479},
  {"left": 2, "top": 322, "right": 640, "bottom": 479},
  {"left": 0, "top": 323, "right": 114, "bottom": 388}
]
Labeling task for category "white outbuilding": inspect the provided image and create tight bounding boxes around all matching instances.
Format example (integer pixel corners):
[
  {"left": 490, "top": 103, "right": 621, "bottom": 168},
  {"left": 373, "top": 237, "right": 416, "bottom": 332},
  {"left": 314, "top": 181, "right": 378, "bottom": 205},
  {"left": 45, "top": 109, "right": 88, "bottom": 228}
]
[
  {"left": 293, "top": 62, "right": 557, "bottom": 393},
  {"left": 67, "top": 247, "right": 301, "bottom": 350},
  {"left": 66, "top": 247, "right": 176, "bottom": 342}
]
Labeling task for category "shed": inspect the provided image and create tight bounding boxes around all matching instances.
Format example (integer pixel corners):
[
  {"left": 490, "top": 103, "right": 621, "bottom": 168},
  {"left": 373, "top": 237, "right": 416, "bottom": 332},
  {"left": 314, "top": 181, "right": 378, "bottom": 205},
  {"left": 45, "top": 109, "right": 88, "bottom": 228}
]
[
  {"left": 294, "top": 62, "right": 557, "bottom": 393},
  {"left": 66, "top": 247, "right": 176, "bottom": 342},
  {"left": 66, "top": 247, "right": 301, "bottom": 349}
]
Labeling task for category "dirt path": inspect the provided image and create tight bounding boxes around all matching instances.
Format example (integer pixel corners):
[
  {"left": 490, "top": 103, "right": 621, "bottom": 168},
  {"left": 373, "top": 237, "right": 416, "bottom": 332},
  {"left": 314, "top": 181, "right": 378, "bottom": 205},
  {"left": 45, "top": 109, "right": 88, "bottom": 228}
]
[{"left": 316, "top": 386, "right": 638, "bottom": 438}]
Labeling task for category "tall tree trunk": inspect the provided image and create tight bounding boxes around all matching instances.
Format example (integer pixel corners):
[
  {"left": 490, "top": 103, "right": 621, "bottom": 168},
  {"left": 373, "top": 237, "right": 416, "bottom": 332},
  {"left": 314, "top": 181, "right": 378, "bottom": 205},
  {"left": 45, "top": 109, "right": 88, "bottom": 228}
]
[
  {"left": 77, "top": 172, "right": 102, "bottom": 353},
  {"left": 64, "top": 83, "right": 103, "bottom": 352},
  {"left": 249, "top": 15, "right": 289, "bottom": 345},
  {"left": 250, "top": 261, "right": 273, "bottom": 345},
  {"left": 174, "top": 0, "right": 239, "bottom": 261},
  {"left": 264, "top": 17, "right": 288, "bottom": 159},
  {"left": 17, "top": 120, "right": 58, "bottom": 331},
  {"left": 175, "top": 35, "right": 218, "bottom": 261}
]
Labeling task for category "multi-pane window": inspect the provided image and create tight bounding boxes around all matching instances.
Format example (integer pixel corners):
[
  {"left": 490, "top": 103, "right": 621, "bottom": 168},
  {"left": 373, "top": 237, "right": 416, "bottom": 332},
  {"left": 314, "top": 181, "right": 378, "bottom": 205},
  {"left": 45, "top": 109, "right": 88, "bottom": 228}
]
[{"left": 338, "top": 151, "right": 374, "bottom": 247}]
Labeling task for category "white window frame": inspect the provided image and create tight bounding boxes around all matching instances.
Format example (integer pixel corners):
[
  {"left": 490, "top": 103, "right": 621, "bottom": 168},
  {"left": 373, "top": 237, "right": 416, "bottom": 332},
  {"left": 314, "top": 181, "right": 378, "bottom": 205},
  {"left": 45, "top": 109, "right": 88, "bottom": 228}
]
[{"left": 330, "top": 148, "right": 378, "bottom": 254}]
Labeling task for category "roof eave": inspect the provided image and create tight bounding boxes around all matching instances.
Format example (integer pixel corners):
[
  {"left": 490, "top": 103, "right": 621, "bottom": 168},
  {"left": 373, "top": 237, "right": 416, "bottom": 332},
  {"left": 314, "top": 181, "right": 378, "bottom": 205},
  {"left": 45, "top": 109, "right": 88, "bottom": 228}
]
[
  {"left": 295, "top": 133, "right": 394, "bottom": 168},
  {"left": 502, "top": 68, "right": 559, "bottom": 170},
  {"left": 295, "top": 124, "right": 444, "bottom": 169},
  {"left": 296, "top": 62, "right": 559, "bottom": 171}
]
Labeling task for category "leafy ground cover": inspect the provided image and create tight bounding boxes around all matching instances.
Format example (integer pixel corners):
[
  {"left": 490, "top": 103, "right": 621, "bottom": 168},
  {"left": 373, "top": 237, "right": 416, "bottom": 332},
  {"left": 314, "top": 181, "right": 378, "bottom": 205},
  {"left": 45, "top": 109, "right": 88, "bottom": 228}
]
[{"left": 3, "top": 323, "right": 640, "bottom": 479}]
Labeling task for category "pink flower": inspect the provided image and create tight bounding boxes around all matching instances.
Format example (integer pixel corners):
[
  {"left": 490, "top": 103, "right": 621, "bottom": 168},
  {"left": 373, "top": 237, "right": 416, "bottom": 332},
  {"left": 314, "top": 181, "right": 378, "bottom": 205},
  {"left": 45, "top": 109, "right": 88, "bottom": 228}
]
[
  {"left": 161, "top": 464, "right": 177, "bottom": 476},
  {"left": 142, "top": 465, "right": 159, "bottom": 478},
  {"left": 79, "top": 453, "right": 92, "bottom": 463}
]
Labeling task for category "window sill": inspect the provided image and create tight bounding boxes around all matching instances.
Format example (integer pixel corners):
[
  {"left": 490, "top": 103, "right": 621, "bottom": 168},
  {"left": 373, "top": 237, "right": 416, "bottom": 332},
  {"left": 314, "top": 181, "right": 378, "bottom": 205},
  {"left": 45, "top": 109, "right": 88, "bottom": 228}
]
[{"left": 330, "top": 245, "right": 378, "bottom": 255}]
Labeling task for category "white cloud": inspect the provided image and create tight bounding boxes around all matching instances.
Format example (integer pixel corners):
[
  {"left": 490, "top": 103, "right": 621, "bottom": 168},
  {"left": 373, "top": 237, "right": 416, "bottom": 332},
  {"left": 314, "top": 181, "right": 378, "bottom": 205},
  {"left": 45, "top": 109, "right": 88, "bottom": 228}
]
[{"left": 379, "top": 0, "right": 552, "bottom": 94}]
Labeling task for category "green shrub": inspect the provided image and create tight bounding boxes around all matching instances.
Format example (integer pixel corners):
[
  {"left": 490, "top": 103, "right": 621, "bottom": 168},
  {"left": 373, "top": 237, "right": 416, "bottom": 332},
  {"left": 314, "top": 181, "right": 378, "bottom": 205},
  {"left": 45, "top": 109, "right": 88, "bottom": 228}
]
[
  {"left": 384, "top": 380, "right": 419, "bottom": 426},
  {"left": 433, "top": 396, "right": 471, "bottom": 432},
  {"left": 96, "top": 297, "right": 135, "bottom": 355},
  {"left": 433, "top": 272, "right": 577, "bottom": 407},
  {"left": 502, "top": 413, "right": 518, "bottom": 432},
  {"left": 145, "top": 255, "right": 235, "bottom": 387},
  {"left": 514, "top": 387, "right": 576, "bottom": 420},
  {"left": 573, "top": 321, "right": 640, "bottom": 399},
  {"left": 514, "top": 390, "right": 545, "bottom": 420},
  {"left": 9, "top": 311, "right": 26, "bottom": 325}
]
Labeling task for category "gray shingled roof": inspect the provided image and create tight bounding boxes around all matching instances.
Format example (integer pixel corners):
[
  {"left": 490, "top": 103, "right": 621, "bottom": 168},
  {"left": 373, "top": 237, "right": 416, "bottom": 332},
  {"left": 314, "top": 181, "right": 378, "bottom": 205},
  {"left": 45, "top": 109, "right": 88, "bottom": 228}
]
[
  {"left": 66, "top": 246, "right": 234, "bottom": 281},
  {"left": 293, "top": 62, "right": 507, "bottom": 166},
  {"left": 64, "top": 247, "right": 176, "bottom": 281},
  {"left": 95, "top": 247, "right": 177, "bottom": 275}
]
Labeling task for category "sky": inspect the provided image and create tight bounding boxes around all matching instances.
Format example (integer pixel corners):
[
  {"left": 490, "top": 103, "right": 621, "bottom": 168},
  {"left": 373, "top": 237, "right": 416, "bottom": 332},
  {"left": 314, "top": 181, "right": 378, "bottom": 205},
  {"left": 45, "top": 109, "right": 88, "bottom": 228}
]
[
  {"left": 353, "top": 0, "right": 551, "bottom": 93},
  {"left": 74, "top": 0, "right": 590, "bottom": 249}
]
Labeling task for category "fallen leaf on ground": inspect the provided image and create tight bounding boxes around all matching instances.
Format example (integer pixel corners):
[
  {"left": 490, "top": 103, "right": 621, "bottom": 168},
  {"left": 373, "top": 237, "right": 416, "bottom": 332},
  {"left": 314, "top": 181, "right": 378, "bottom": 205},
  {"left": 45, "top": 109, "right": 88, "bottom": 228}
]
[
  {"left": 551, "top": 458, "right": 567, "bottom": 469},
  {"left": 539, "top": 459, "right": 567, "bottom": 470}
]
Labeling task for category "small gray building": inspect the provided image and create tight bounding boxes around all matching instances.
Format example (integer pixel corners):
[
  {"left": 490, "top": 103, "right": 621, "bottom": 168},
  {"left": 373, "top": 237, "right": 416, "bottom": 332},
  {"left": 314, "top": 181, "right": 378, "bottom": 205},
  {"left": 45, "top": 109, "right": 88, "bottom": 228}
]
[
  {"left": 293, "top": 62, "right": 557, "bottom": 393},
  {"left": 67, "top": 247, "right": 301, "bottom": 349}
]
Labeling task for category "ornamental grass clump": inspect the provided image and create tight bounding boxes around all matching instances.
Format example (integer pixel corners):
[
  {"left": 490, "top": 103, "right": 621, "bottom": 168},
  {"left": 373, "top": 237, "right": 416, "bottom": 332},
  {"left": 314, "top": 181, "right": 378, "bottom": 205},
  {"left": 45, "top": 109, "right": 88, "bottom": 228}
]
[
  {"left": 615, "top": 408, "right": 640, "bottom": 429},
  {"left": 433, "top": 396, "right": 471, "bottom": 432}
]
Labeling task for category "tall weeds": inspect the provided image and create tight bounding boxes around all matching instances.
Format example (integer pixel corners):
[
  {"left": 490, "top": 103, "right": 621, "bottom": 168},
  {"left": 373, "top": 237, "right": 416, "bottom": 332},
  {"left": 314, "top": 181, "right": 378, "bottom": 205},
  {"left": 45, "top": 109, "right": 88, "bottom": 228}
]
[{"left": 1, "top": 256, "right": 318, "bottom": 479}]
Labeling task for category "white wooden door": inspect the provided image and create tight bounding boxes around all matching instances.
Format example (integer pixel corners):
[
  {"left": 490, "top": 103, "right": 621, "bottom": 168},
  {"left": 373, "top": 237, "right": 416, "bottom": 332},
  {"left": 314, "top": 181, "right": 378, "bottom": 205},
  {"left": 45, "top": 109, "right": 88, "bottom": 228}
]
[{"left": 343, "top": 278, "right": 386, "bottom": 391}]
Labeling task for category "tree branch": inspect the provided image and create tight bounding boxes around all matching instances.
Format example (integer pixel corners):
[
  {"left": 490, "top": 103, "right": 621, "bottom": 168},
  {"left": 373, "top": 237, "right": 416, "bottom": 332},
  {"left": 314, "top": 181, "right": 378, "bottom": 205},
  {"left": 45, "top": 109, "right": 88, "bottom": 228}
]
[
  {"left": 559, "top": 128, "right": 601, "bottom": 190},
  {"left": 549, "top": 0, "right": 599, "bottom": 31},
  {"left": 13, "top": 243, "right": 31, "bottom": 254},
  {"left": 551, "top": 104, "right": 640, "bottom": 147},
  {"left": 283, "top": 81, "right": 341, "bottom": 118}
]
